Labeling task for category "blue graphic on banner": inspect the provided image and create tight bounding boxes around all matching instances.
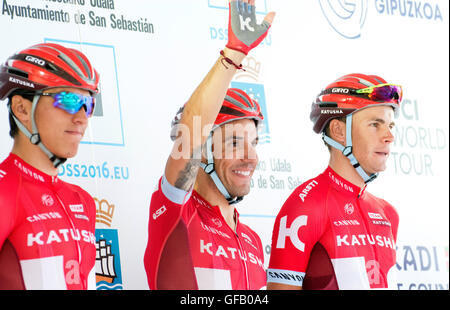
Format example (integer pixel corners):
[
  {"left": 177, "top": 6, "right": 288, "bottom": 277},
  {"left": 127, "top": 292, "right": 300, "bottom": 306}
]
[
  {"left": 44, "top": 38, "right": 125, "bottom": 147},
  {"left": 95, "top": 229, "right": 123, "bottom": 290},
  {"left": 319, "top": 0, "right": 368, "bottom": 39},
  {"left": 231, "top": 81, "right": 270, "bottom": 144}
]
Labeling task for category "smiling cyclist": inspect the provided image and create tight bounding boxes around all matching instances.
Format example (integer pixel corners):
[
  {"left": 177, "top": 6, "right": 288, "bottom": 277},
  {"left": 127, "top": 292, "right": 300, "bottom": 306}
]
[
  {"left": 144, "top": 0, "right": 275, "bottom": 290},
  {"left": 0, "top": 43, "right": 99, "bottom": 289}
]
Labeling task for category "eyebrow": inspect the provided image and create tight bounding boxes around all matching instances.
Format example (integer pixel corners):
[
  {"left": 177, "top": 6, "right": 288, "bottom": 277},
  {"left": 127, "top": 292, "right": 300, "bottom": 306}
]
[
  {"left": 372, "top": 118, "right": 396, "bottom": 127},
  {"left": 224, "top": 135, "right": 259, "bottom": 144}
]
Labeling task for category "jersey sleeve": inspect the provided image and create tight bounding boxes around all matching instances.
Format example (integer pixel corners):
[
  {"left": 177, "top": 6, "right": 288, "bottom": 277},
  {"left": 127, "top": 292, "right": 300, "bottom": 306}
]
[
  {"left": 143, "top": 175, "right": 197, "bottom": 289},
  {"left": 381, "top": 199, "right": 400, "bottom": 243},
  {"left": 0, "top": 172, "right": 18, "bottom": 251},
  {"left": 267, "top": 182, "right": 327, "bottom": 287}
]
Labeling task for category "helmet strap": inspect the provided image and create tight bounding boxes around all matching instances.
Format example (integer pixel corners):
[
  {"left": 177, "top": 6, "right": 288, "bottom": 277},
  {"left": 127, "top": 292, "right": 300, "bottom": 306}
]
[
  {"left": 200, "top": 134, "right": 244, "bottom": 205},
  {"left": 8, "top": 94, "right": 67, "bottom": 168},
  {"left": 322, "top": 114, "right": 378, "bottom": 184}
]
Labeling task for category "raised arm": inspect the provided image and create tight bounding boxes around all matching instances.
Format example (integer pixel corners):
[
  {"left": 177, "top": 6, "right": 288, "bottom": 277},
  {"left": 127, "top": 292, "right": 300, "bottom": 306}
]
[{"left": 164, "top": 0, "right": 275, "bottom": 191}]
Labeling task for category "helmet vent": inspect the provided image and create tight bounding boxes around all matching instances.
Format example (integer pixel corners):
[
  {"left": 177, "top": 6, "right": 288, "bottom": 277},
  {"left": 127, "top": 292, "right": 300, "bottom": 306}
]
[{"left": 8, "top": 68, "right": 29, "bottom": 79}]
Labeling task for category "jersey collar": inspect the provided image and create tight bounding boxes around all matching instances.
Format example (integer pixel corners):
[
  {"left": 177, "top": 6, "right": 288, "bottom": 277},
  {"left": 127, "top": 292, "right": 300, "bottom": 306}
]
[
  {"left": 192, "top": 190, "right": 241, "bottom": 228},
  {"left": 7, "top": 153, "right": 59, "bottom": 184},
  {"left": 324, "top": 166, "right": 366, "bottom": 198}
]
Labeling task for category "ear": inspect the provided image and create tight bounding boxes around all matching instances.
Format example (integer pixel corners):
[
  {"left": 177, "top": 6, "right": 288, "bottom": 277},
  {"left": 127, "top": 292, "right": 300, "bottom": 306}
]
[
  {"left": 10, "top": 95, "right": 32, "bottom": 125},
  {"left": 328, "top": 118, "right": 347, "bottom": 145}
]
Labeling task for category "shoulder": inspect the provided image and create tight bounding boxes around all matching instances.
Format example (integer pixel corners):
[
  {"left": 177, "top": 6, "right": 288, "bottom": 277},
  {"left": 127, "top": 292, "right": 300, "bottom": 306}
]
[
  {"left": 365, "top": 192, "right": 398, "bottom": 220},
  {"left": 239, "top": 222, "right": 261, "bottom": 243},
  {"left": 277, "top": 173, "right": 328, "bottom": 218},
  {"left": 0, "top": 159, "right": 21, "bottom": 242},
  {"left": 58, "top": 179, "right": 96, "bottom": 211},
  {"left": 237, "top": 221, "right": 264, "bottom": 252},
  {"left": 0, "top": 159, "right": 20, "bottom": 202}
]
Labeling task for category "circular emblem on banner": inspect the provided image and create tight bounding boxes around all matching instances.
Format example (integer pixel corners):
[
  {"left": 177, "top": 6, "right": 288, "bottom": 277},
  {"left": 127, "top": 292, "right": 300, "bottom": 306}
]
[{"left": 319, "top": 0, "right": 368, "bottom": 39}]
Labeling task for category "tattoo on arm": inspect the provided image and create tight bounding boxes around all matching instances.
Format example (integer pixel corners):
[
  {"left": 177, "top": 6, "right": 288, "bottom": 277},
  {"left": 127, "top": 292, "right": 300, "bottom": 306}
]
[{"left": 174, "top": 146, "right": 203, "bottom": 191}]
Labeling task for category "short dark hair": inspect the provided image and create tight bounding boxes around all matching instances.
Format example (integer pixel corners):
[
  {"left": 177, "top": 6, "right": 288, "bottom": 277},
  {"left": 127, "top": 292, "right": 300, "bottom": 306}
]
[{"left": 7, "top": 91, "right": 35, "bottom": 138}]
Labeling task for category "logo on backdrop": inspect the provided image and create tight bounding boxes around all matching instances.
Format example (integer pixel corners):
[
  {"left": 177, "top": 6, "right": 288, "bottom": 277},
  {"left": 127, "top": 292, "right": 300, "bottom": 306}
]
[
  {"left": 319, "top": 0, "right": 368, "bottom": 39},
  {"left": 94, "top": 198, "right": 123, "bottom": 290},
  {"left": 320, "top": 0, "right": 444, "bottom": 39},
  {"left": 231, "top": 56, "right": 270, "bottom": 144}
]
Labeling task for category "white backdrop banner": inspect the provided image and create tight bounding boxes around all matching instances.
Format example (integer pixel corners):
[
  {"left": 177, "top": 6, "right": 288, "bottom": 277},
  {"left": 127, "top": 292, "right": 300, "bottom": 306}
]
[{"left": 0, "top": 0, "right": 448, "bottom": 290}]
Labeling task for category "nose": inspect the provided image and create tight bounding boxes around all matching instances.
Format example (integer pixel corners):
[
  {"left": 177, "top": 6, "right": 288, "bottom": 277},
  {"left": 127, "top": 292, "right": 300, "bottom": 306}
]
[
  {"left": 383, "top": 126, "right": 395, "bottom": 144},
  {"left": 244, "top": 143, "right": 258, "bottom": 163},
  {"left": 72, "top": 106, "right": 89, "bottom": 125}
]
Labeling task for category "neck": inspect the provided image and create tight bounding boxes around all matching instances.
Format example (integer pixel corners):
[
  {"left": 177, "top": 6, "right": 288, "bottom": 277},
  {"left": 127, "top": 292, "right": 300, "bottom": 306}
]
[
  {"left": 11, "top": 133, "right": 58, "bottom": 176},
  {"left": 195, "top": 170, "right": 237, "bottom": 231},
  {"left": 329, "top": 149, "right": 366, "bottom": 189}
]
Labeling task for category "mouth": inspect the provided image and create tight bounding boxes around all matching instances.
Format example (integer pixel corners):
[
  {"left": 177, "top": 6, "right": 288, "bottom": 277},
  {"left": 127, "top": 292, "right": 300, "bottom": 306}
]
[
  {"left": 375, "top": 151, "right": 390, "bottom": 157},
  {"left": 232, "top": 170, "right": 252, "bottom": 177},
  {"left": 65, "top": 130, "right": 84, "bottom": 138}
]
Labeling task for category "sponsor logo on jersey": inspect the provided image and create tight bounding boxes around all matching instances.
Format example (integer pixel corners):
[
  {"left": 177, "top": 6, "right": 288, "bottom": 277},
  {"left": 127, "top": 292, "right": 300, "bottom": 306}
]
[
  {"left": 298, "top": 180, "right": 319, "bottom": 202},
  {"left": 41, "top": 194, "right": 55, "bottom": 207},
  {"left": 336, "top": 234, "right": 395, "bottom": 249},
  {"left": 266, "top": 268, "right": 305, "bottom": 286},
  {"left": 368, "top": 212, "right": 383, "bottom": 219},
  {"left": 328, "top": 171, "right": 355, "bottom": 193},
  {"left": 241, "top": 232, "right": 258, "bottom": 251},
  {"left": 27, "top": 229, "right": 96, "bottom": 246},
  {"left": 26, "top": 212, "right": 63, "bottom": 223},
  {"left": 333, "top": 219, "right": 360, "bottom": 227},
  {"left": 14, "top": 159, "right": 45, "bottom": 182},
  {"left": 344, "top": 202, "right": 355, "bottom": 215},
  {"left": 0, "top": 169, "right": 6, "bottom": 179},
  {"left": 199, "top": 239, "right": 264, "bottom": 269},
  {"left": 276, "top": 215, "right": 308, "bottom": 252},
  {"left": 200, "top": 222, "right": 231, "bottom": 239},
  {"left": 212, "top": 217, "right": 223, "bottom": 228},
  {"left": 69, "top": 204, "right": 84, "bottom": 213},
  {"left": 153, "top": 205, "right": 167, "bottom": 220}
]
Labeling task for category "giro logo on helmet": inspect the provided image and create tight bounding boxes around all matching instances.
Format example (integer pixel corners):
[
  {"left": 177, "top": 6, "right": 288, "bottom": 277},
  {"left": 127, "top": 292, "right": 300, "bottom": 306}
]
[
  {"left": 25, "top": 55, "right": 46, "bottom": 66},
  {"left": 331, "top": 88, "right": 349, "bottom": 94}
]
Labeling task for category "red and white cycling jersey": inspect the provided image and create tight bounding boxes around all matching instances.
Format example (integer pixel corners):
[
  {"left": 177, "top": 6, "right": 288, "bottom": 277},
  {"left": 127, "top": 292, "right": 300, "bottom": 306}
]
[
  {"left": 0, "top": 153, "right": 96, "bottom": 289},
  {"left": 267, "top": 166, "right": 399, "bottom": 289},
  {"left": 144, "top": 176, "right": 266, "bottom": 290}
]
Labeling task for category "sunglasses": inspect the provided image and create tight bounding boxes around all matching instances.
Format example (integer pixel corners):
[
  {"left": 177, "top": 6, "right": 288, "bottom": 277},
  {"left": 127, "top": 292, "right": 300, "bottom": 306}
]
[
  {"left": 320, "top": 83, "right": 403, "bottom": 104},
  {"left": 39, "top": 91, "right": 96, "bottom": 117}
]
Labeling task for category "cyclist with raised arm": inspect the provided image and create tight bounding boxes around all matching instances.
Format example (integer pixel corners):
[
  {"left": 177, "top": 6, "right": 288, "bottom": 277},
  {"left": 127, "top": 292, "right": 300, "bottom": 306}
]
[
  {"left": 144, "top": 0, "right": 275, "bottom": 289},
  {"left": 0, "top": 43, "right": 99, "bottom": 289},
  {"left": 267, "top": 73, "right": 402, "bottom": 290}
]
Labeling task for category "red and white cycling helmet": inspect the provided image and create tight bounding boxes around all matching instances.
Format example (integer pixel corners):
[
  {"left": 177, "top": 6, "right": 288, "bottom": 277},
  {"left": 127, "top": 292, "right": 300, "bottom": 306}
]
[
  {"left": 0, "top": 42, "right": 99, "bottom": 99},
  {"left": 171, "top": 88, "right": 263, "bottom": 204},
  {"left": 310, "top": 73, "right": 402, "bottom": 183},
  {"left": 0, "top": 43, "right": 100, "bottom": 167}
]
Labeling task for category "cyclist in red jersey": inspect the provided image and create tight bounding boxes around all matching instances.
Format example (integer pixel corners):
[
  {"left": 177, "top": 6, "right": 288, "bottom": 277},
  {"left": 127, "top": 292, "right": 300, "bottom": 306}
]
[
  {"left": 267, "top": 74, "right": 403, "bottom": 290},
  {"left": 143, "top": 0, "right": 275, "bottom": 290},
  {"left": 0, "top": 43, "right": 100, "bottom": 289}
]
